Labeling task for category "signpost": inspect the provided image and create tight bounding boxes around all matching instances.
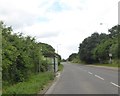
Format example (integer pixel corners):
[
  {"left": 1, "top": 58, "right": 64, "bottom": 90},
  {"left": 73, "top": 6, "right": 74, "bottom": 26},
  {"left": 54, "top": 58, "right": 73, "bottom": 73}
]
[{"left": 109, "top": 53, "right": 112, "bottom": 64}]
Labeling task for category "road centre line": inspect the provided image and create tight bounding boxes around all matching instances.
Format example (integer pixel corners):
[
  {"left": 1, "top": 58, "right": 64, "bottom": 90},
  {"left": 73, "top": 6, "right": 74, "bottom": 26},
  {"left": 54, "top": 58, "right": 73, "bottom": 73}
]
[
  {"left": 110, "top": 82, "right": 120, "bottom": 88},
  {"left": 79, "top": 67, "right": 119, "bottom": 89},
  {"left": 88, "top": 72, "right": 93, "bottom": 74},
  {"left": 95, "top": 75, "right": 104, "bottom": 80}
]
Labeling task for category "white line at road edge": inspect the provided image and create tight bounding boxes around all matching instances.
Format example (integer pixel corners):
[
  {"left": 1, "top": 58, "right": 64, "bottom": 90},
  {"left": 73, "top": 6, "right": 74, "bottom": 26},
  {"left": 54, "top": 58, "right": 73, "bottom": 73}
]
[
  {"left": 95, "top": 75, "right": 104, "bottom": 80},
  {"left": 110, "top": 82, "right": 120, "bottom": 88}
]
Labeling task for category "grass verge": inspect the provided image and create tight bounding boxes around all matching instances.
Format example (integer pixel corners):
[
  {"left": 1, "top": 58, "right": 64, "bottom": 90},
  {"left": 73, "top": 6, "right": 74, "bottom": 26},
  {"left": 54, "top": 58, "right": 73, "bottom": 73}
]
[
  {"left": 92, "top": 60, "right": 120, "bottom": 68},
  {"left": 78, "top": 63, "right": 119, "bottom": 68},
  {"left": 58, "top": 64, "right": 64, "bottom": 72},
  {"left": 73, "top": 59, "right": 120, "bottom": 68},
  {"left": 2, "top": 72, "right": 54, "bottom": 95},
  {"left": 92, "top": 63, "right": 119, "bottom": 68}
]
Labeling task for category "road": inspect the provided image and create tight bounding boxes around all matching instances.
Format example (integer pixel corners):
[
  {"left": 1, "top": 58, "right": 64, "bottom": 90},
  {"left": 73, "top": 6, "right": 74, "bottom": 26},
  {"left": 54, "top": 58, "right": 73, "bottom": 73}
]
[{"left": 46, "top": 62, "right": 119, "bottom": 94}]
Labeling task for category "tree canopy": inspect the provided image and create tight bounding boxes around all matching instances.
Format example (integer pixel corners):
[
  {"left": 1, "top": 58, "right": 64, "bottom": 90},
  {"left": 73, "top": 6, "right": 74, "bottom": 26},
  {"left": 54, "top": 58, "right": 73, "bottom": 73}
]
[
  {"left": 1, "top": 21, "right": 60, "bottom": 85},
  {"left": 78, "top": 25, "right": 119, "bottom": 64},
  {"left": 68, "top": 53, "right": 78, "bottom": 61}
]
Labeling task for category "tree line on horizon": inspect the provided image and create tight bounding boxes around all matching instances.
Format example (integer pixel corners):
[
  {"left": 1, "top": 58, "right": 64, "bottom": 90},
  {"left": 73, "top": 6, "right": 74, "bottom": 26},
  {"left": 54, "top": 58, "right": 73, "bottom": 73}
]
[{"left": 68, "top": 25, "right": 120, "bottom": 64}]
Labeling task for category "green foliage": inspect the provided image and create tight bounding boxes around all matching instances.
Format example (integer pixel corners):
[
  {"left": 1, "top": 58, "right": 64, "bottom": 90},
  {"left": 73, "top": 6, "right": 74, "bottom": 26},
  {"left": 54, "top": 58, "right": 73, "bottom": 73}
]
[
  {"left": 91, "top": 63, "right": 119, "bottom": 68},
  {"left": 78, "top": 25, "right": 119, "bottom": 64},
  {"left": 93, "top": 25, "right": 119, "bottom": 63},
  {"left": 56, "top": 53, "right": 61, "bottom": 66},
  {"left": 93, "top": 38, "right": 113, "bottom": 62},
  {"left": 78, "top": 33, "right": 107, "bottom": 63},
  {"left": 58, "top": 64, "right": 64, "bottom": 71},
  {"left": 118, "top": 25, "right": 120, "bottom": 59},
  {"left": 2, "top": 72, "right": 54, "bottom": 95},
  {"left": 1, "top": 21, "right": 57, "bottom": 86},
  {"left": 71, "top": 58, "right": 81, "bottom": 63},
  {"left": 39, "top": 42, "right": 55, "bottom": 57},
  {"left": 68, "top": 53, "right": 78, "bottom": 61},
  {"left": 108, "top": 25, "right": 119, "bottom": 38}
]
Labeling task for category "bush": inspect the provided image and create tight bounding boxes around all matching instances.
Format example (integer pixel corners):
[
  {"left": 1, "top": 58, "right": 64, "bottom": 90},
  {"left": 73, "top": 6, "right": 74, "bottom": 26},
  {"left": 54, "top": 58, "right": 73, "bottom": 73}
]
[{"left": 2, "top": 72, "right": 54, "bottom": 95}]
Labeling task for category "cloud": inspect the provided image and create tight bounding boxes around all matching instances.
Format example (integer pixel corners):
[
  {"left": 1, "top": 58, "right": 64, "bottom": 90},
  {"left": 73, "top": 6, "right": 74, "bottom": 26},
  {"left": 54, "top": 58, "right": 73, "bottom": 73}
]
[
  {"left": 36, "top": 31, "right": 60, "bottom": 39},
  {"left": 47, "top": 1, "right": 66, "bottom": 12},
  {"left": 0, "top": 0, "right": 38, "bottom": 29},
  {"left": 38, "top": 17, "right": 50, "bottom": 23},
  {"left": 60, "top": 0, "right": 86, "bottom": 10},
  {"left": 0, "top": 0, "right": 119, "bottom": 59}
]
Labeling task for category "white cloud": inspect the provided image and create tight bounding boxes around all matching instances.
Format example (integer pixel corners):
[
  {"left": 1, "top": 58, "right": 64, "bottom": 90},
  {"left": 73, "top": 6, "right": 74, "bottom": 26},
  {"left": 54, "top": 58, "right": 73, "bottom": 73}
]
[{"left": 0, "top": 0, "right": 119, "bottom": 59}]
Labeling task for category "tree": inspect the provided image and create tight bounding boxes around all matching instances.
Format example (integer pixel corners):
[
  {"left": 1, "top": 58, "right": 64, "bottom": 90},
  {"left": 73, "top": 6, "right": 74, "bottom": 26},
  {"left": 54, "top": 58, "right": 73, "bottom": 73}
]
[
  {"left": 93, "top": 38, "right": 113, "bottom": 63},
  {"left": 1, "top": 21, "right": 60, "bottom": 85},
  {"left": 78, "top": 32, "right": 107, "bottom": 63},
  {"left": 68, "top": 53, "right": 78, "bottom": 61},
  {"left": 92, "top": 25, "right": 119, "bottom": 63}
]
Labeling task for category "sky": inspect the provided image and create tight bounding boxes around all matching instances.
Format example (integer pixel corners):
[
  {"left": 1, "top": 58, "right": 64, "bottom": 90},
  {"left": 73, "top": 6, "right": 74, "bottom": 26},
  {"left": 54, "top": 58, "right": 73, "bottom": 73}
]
[{"left": 0, "top": 0, "right": 119, "bottom": 59}]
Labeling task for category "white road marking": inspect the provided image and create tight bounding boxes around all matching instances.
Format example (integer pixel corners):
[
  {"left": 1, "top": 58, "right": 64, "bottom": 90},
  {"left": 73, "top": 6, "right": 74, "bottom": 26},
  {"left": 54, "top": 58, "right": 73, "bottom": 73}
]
[
  {"left": 88, "top": 72, "right": 93, "bottom": 74},
  {"left": 95, "top": 75, "right": 104, "bottom": 80},
  {"left": 110, "top": 82, "right": 120, "bottom": 88}
]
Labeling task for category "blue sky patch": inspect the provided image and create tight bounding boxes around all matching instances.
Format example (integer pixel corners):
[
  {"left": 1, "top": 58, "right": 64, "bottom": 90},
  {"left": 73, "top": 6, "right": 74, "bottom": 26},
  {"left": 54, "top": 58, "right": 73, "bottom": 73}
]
[
  {"left": 38, "top": 17, "right": 49, "bottom": 23},
  {"left": 47, "top": 1, "right": 69, "bottom": 12}
]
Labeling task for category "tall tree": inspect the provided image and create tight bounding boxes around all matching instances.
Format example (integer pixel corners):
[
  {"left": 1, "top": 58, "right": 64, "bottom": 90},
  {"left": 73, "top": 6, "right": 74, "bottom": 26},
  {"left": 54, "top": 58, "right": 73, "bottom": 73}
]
[
  {"left": 68, "top": 53, "right": 78, "bottom": 61},
  {"left": 78, "top": 32, "right": 107, "bottom": 63},
  {"left": 1, "top": 21, "right": 59, "bottom": 85}
]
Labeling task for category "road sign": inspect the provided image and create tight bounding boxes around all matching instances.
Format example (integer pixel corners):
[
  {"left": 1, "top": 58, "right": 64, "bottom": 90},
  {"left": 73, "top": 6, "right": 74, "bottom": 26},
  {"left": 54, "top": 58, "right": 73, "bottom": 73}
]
[{"left": 109, "top": 53, "right": 112, "bottom": 57}]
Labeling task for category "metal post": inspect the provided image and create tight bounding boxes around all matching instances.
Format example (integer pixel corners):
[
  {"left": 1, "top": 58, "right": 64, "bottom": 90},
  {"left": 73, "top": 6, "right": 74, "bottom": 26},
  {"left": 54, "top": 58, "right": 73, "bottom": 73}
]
[
  {"left": 109, "top": 53, "right": 112, "bottom": 64},
  {"left": 54, "top": 56, "right": 56, "bottom": 73},
  {"left": 38, "top": 50, "right": 40, "bottom": 72}
]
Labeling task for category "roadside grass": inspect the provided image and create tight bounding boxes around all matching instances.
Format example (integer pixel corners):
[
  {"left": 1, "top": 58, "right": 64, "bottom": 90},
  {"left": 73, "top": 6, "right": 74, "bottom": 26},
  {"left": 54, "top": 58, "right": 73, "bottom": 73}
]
[
  {"left": 58, "top": 64, "right": 64, "bottom": 72},
  {"left": 92, "top": 59, "right": 120, "bottom": 68},
  {"left": 92, "top": 63, "right": 119, "bottom": 68},
  {"left": 71, "top": 58, "right": 85, "bottom": 64},
  {"left": 2, "top": 72, "right": 54, "bottom": 95},
  {"left": 70, "top": 59, "right": 120, "bottom": 68},
  {"left": 78, "top": 62, "right": 119, "bottom": 68}
]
